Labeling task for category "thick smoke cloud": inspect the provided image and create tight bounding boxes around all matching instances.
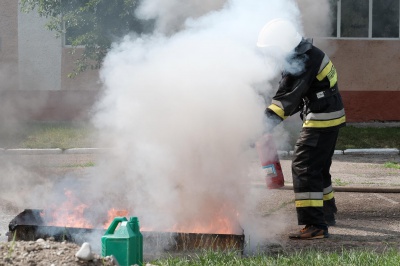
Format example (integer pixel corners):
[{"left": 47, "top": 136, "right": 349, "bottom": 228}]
[
  {"left": 296, "top": 0, "right": 337, "bottom": 54},
  {"left": 90, "top": 0, "right": 303, "bottom": 247},
  {"left": 297, "top": 0, "right": 332, "bottom": 37},
  {"left": 136, "top": 0, "right": 227, "bottom": 34},
  {"left": 0, "top": 0, "right": 334, "bottom": 251}
]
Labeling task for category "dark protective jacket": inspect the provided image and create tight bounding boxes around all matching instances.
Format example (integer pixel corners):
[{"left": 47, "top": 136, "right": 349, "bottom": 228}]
[{"left": 266, "top": 39, "right": 346, "bottom": 130}]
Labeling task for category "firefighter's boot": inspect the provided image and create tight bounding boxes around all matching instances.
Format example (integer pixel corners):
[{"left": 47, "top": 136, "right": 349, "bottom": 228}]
[{"left": 289, "top": 225, "right": 329, "bottom": 240}]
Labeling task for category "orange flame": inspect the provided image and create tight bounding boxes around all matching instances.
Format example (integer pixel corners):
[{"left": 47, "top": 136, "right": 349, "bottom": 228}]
[
  {"left": 171, "top": 210, "right": 241, "bottom": 234},
  {"left": 41, "top": 190, "right": 241, "bottom": 234},
  {"left": 41, "top": 190, "right": 93, "bottom": 228},
  {"left": 171, "top": 217, "right": 239, "bottom": 234},
  {"left": 142, "top": 204, "right": 241, "bottom": 235},
  {"left": 103, "top": 208, "right": 129, "bottom": 228}
]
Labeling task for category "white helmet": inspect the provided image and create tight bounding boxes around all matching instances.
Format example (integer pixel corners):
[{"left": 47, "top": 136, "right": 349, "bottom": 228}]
[{"left": 256, "top": 19, "right": 302, "bottom": 54}]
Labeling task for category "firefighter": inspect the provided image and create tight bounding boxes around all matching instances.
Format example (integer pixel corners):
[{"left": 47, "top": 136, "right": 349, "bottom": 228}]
[{"left": 257, "top": 19, "right": 346, "bottom": 239}]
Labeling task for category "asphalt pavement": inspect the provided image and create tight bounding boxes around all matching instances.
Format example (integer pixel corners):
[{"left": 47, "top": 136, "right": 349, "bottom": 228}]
[{"left": 0, "top": 149, "right": 399, "bottom": 253}]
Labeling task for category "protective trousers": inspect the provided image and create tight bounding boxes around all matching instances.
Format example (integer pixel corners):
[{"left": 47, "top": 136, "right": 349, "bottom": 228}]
[{"left": 292, "top": 128, "right": 339, "bottom": 226}]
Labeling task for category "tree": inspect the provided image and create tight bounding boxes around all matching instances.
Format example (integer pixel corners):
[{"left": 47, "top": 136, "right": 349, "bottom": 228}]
[{"left": 20, "top": 0, "right": 153, "bottom": 77}]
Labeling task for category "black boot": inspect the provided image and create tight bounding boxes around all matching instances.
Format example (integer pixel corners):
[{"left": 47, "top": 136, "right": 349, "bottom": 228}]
[{"left": 325, "top": 213, "right": 336, "bottom": 226}]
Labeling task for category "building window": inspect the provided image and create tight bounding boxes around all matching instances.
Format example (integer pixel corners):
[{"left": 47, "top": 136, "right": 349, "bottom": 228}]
[
  {"left": 62, "top": 1, "right": 155, "bottom": 47},
  {"left": 329, "top": 0, "right": 338, "bottom": 37},
  {"left": 341, "top": 0, "right": 369, "bottom": 37},
  {"left": 373, "top": 0, "right": 399, "bottom": 37},
  {"left": 330, "top": 0, "right": 400, "bottom": 38},
  {"left": 64, "top": 22, "right": 91, "bottom": 46}
]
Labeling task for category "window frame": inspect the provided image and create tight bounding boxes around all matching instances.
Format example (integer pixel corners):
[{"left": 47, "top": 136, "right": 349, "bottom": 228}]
[
  {"left": 62, "top": 20, "right": 88, "bottom": 48},
  {"left": 331, "top": 0, "right": 400, "bottom": 40}
]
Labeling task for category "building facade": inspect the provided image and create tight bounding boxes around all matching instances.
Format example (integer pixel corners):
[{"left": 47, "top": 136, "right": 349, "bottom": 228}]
[
  {"left": 324, "top": 0, "right": 400, "bottom": 122},
  {"left": 0, "top": 0, "right": 399, "bottom": 122}
]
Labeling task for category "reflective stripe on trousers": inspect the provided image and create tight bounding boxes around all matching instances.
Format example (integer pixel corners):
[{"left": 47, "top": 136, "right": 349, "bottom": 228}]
[{"left": 292, "top": 129, "right": 339, "bottom": 225}]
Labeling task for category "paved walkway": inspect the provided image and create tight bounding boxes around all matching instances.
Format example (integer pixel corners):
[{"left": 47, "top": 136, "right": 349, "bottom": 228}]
[{"left": 0, "top": 151, "right": 399, "bottom": 253}]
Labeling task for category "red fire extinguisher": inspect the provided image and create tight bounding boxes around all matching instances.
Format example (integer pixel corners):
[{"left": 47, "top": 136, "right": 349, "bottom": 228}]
[{"left": 256, "top": 134, "right": 285, "bottom": 189}]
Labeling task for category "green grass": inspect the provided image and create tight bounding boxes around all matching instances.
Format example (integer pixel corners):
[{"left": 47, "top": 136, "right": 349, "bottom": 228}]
[
  {"left": 384, "top": 162, "right": 400, "bottom": 169},
  {"left": 279, "top": 125, "right": 400, "bottom": 151},
  {"left": 61, "top": 161, "right": 96, "bottom": 168},
  {"left": 332, "top": 178, "right": 350, "bottom": 186},
  {"left": 0, "top": 122, "right": 399, "bottom": 150},
  {"left": 150, "top": 249, "right": 400, "bottom": 266},
  {"left": 335, "top": 126, "right": 400, "bottom": 150},
  {"left": 0, "top": 122, "right": 97, "bottom": 149}
]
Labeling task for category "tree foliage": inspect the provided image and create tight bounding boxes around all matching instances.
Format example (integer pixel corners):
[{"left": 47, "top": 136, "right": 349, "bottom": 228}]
[{"left": 20, "top": 0, "right": 152, "bottom": 77}]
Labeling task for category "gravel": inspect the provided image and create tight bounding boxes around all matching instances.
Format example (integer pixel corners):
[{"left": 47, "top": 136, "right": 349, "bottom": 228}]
[{"left": 0, "top": 239, "right": 118, "bottom": 266}]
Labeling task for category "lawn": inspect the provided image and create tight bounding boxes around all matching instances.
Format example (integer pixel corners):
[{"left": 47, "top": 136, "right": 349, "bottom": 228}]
[
  {"left": 148, "top": 249, "right": 400, "bottom": 266},
  {"left": 0, "top": 122, "right": 97, "bottom": 149},
  {"left": 0, "top": 122, "right": 399, "bottom": 150},
  {"left": 336, "top": 125, "right": 400, "bottom": 150}
]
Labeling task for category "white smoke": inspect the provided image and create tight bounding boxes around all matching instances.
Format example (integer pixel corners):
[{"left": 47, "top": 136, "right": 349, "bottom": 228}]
[
  {"left": 88, "top": 0, "right": 331, "bottom": 250},
  {"left": 0, "top": 0, "right": 336, "bottom": 252},
  {"left": 296, "top": 0, "right": 337, "bottom": 54},
  {"left": 136, "top": 0, "right": 227, "bottom": 34},
  {"left": 296, "top": 0, "right": 332, "bottom": 37},
  {"left": 91, "top": 0, "right": 301, "bottom": 248}
]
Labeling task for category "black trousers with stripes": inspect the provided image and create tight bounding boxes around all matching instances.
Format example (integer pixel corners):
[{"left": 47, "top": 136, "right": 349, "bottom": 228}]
[{"left": 292, "top": 128, "right": 339, "bottom": 226}]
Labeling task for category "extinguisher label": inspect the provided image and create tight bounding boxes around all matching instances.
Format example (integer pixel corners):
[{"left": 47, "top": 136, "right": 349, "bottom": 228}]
[{"left": 262, "top": 164, "right": 277, "bottom": 177}]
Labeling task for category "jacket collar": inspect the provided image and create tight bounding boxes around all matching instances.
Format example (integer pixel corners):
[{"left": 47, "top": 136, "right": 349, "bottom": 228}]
[{"left": 294, "top": 38, "right": 313, "bottom": 54}]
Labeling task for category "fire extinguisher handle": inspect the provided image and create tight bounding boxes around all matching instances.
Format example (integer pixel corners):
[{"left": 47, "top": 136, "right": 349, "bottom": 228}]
[{"left": 105, "top": 217, "right": 128, "bottom": 235}]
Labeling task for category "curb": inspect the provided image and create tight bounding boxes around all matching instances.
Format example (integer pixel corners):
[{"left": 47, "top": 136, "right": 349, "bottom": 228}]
[
  {"left": 252, "top": 183, "right": 400, "bottom": 193},
  {"left": 0, "top": 148, "right": 398, "bottom": 156},
  {"left": 4, "top": 148, "right": 63, "bottom": 155},
  {"left": 63, "top": 148, "right": 112, "bottom": 154},
  {"left": 1, "top": 148, "right": 108, "bottom": 155},
  {"left": 286, "top": 148, "right": 399, "bottom": 156},
  {"left": 343, "top": 148, "right": 399, "bottom": 155}
]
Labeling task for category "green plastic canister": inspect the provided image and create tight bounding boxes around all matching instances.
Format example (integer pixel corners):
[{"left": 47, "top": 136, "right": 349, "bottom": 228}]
[{"left": 101, "top": 217, "right": 143, "bottom": 266}]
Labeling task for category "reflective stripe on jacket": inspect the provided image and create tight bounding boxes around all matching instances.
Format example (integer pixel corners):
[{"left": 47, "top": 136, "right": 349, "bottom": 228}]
[{"left": 266, "top": 40, "right": 346, "bottom": 130}]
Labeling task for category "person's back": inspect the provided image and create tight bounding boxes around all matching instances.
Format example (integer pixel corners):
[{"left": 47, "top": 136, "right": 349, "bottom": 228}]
[
  {"left": 257, "top": 19, "right": 345, "bottom": 239},
  {"left": 266, "top": 39, "right": 346, "bottom": 131}
]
